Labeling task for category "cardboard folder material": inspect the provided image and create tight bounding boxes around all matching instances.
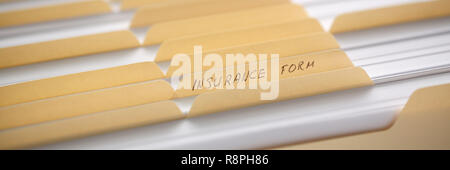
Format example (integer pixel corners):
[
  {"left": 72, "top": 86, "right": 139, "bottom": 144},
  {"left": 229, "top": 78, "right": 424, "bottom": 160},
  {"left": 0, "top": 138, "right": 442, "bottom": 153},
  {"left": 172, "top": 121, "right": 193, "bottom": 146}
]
[
  {"left": 155, "top": 18, "right": 324, "bottom": 62},
  {"left": 0, "top": 0, "right": 111, "bottom": 28},
  {"left": 0, "top": 100, "right": 183, "bottom": 150},
  {"left": 143, "top": 4, "right": 308, "bottom": 45},
  {"left": 0, "top": 62, "right": 164, "bottom": 107},
  {"left": 130, "top": 0, "right": 290, "bottom": 28},
  {"left": 0, "top": 30, "right": 140, "bottom": 68},
  {"left": 330, "top": 0, "right": 450, "bottom": 33},
  {"left": 0, "top": 80, "right": 174, "bottom": 131},
  {"left": 173, "top": 50, "right": 353, "bottom": 98},
  {"left": 188, "top": 67, "right": 373, "bottom": 117},
  {"left": 166, "top": 32, "right": 340, "bottom": 77},
  {"left": 276, "top": 83, "right": 450, "bottom": 150}
]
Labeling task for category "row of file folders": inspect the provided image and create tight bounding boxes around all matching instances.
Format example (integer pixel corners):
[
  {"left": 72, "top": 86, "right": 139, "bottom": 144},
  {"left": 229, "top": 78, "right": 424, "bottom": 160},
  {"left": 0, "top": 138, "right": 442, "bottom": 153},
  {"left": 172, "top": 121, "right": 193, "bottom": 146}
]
[{"left": 0, "top": 0, "right": 449, "bottom": 149}]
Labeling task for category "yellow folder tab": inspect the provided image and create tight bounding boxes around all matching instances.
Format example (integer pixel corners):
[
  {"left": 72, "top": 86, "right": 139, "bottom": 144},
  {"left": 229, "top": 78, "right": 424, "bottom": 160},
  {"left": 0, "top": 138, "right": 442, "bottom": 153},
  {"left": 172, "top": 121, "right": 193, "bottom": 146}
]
[
  {"left": 330, "top": 0, "right": 450, "bottom": 33},
  {"left": 143, "top": 4, "right": 308, "bottom": 45},
  {"left": 155, "top": 18, "right": 324, "bottom": 62},
  {"left": 130, "top": 0, "right": 290, "bottom": 28},
  {"left": 188, "top": 67, "right": 373, "bottom": 117},
  {"left": 0, "top": 0, "right": 111, "bottom": 28},
  {"left": 276, "top": 83, "right": 450, "bottom": 150},
  {"left": 166, "top": 32, "right": 340, "bottom": 77},
  {"left": 0, "top": 30, "right": 140, "bottom": 68},
  {"left": 121, "top": 0, "right": 166, "bottom": 10},
  {"left": 0, "top": 62, "right": 163, "bottom": 107},
  {"left": 0, "top": 100, "right": 183, "bottom": 150},
  {"left": 174, "top": 49, "right": 354, "bottom": 98},
  {"left": 0, "top": 80, "right": 173, "bottom": 131}
]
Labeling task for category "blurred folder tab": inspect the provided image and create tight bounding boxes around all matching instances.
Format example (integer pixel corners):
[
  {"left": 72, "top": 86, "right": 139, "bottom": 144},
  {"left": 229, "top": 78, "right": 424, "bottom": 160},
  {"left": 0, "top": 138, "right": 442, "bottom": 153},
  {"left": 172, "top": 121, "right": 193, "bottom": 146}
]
[
  {"left": 166, "top": 32, "right": 341, "bottom": 76},
  {"left": 0, "top": 30, "right": 140, "bottom": 68},
  {"left": 155, "top": 19, "right": 324, "bottom": 62},
  {"left": 0, "top": 100, "right": 184, "bottom": 150},
  {"left": 188, "top": 67, "right": 373, "bottom": 117},
  {"left": 330, "top": 0, "right": 450, "bottom": 33},
  {"left": 402, "top": 83, "right": 450, "bottom": 114},
  {"left": 275, "top": 50, "right": 354, "bottom": 79},
  {"left": 121, "top": 0, "right": 166, "bottom": 10},
  {"left": 0, "top": 62, "right": 164, "bottom": 107},
  {"left": 143, "top": 4, "right": 308, "bottom": 45},
  {"left": 0, "top": 0, "right": 111, "bottom": 28},
  {"left": 173, "top": 50, "right": 355, "bottom": 98},
  {"left": 276, "top": 83, "right": 450, "bottom": 150},
  {"left": 1, "top": 0, "right": 448, "bottom": 150},
  {"left": 0, "top": 80, "right": 174, "bottom": 131},
  {"left": 130, "top": 0, "right": 290, "bottom": 27}
]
